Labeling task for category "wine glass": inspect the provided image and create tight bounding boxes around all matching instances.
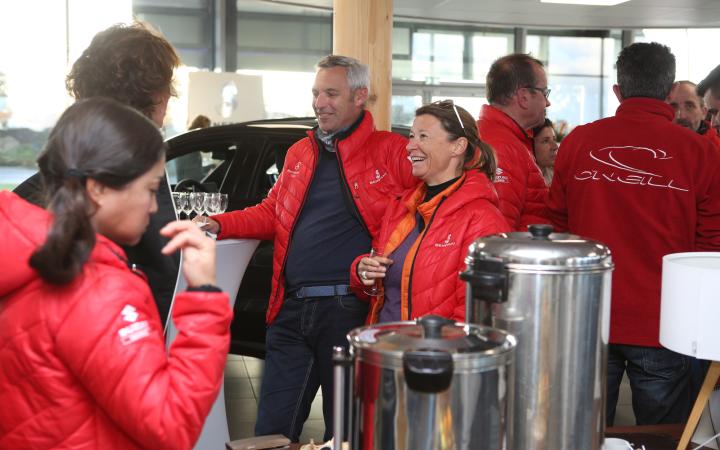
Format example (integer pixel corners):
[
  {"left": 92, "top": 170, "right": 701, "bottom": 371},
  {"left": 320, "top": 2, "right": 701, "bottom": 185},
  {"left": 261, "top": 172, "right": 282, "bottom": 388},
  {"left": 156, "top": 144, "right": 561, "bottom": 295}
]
[
  {"left": 182, "top": 193, "right": 194, "bottom": 219},
  {"left": 190, "top": 192, "right": 206, "bottom": 225},
  {"left": 217, "top": 193, "right": 229, "bottom": 214},
  {"left": 171, "top": 192, "right": 187, "bottom": 219},
  {"left": 363, "top": 248, "right": 386, "bottom": 296},
  {"left": 205, "top": 192, "right": 220, "bottom": 216}
]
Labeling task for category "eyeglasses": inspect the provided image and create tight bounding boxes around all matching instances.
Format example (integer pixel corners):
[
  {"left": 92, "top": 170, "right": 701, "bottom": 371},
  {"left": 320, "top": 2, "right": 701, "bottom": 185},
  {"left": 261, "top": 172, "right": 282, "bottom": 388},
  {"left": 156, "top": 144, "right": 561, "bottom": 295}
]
[
  {"left": 523, "top": 86, "right": 551, "bottom": 99},
  {"left": 431, "top": 99, "right": 467, "bottom": 138}
]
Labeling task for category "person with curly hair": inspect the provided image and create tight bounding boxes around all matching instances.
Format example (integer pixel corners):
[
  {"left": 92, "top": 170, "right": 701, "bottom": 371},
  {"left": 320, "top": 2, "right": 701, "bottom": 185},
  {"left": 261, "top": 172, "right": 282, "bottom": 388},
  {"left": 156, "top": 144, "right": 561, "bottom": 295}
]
[{"left": 13, "top": 22, "right": 181, "bottom": 326}]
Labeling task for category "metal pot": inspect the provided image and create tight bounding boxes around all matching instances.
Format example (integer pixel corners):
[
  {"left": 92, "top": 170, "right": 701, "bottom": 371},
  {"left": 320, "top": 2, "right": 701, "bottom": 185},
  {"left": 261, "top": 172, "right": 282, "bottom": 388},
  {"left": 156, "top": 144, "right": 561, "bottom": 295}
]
[
  {"left": 333, "top": 316, "right": 516, "bottom": 450},
  {"left": 461, "top": 224, "right": 613, "bottom": 450}
]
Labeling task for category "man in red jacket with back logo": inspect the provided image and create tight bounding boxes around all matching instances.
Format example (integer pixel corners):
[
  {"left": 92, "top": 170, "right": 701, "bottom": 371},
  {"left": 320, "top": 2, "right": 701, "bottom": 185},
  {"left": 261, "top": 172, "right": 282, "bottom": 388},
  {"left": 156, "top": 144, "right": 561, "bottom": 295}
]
[
  {"left": 477, "top": 53, "right": 551, "bottom": 230},
  {"left": 547, "top": 42, "right": 720, "bottom": 426}
]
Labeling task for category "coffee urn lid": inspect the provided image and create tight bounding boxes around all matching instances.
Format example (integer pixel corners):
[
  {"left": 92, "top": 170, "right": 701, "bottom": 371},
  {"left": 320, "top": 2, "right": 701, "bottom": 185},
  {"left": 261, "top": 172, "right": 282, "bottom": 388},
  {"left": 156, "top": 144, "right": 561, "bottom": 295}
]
[
  {"left": 466, "top": 224, "right": 613, "bottom": 271},
  {"left": 348, "top": 316, "right": 516, "bottom": 371}
]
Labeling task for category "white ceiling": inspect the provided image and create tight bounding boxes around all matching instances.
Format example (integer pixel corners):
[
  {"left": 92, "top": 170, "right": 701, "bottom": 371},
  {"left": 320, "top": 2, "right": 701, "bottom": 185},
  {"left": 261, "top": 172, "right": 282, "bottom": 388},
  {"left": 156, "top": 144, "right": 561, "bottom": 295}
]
[{"left": 253, "top": 0, "right": 720, "bottom": 29}]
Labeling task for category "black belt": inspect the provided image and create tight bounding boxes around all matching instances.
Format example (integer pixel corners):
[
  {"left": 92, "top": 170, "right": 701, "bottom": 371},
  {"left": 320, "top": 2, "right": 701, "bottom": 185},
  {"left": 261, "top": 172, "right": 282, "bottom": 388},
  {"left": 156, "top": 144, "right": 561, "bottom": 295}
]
[{"left": 288, "top": 284, "right": 351, "bottom": 298}]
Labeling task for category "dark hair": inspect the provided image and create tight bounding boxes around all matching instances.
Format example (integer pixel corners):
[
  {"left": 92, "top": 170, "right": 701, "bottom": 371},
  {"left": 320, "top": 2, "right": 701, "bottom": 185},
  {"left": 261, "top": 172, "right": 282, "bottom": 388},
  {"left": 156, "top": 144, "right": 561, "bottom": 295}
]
[
  {"left": 66, "top": 22, "right": 180, "bottom": 119},
  {"left": 532, "top": 118, "right": 554, "bottom": 137},
  {"left": 616, "top": 42, "right": 675, "bottom": 100},
  {"left": 698, "top": 64, "right": 720, "bottom": 97},
  {"left": 29, "top": 98, "right": 166, "bottom": 284},
  {"left": 189, "top": 114, "right": 211, "bottom": 129},
  {"left": 415, "top": 100, "right": 497, "bottom": 181},
  {"left": 486, "top": 53, "right": 544, "bottom": 105}
]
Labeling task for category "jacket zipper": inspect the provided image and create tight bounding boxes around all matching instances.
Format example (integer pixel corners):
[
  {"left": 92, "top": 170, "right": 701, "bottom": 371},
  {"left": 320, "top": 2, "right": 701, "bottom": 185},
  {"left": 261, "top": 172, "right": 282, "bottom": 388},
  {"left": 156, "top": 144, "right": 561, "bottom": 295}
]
[
  {"left": 334, "top": 138, "right": 371, "bottom": 237},
  {"left": 267, "top": 133, "right": 320, "bottom": 316},
  {"left": 406, "top": 196, "right": 446, "bottom": 319}
]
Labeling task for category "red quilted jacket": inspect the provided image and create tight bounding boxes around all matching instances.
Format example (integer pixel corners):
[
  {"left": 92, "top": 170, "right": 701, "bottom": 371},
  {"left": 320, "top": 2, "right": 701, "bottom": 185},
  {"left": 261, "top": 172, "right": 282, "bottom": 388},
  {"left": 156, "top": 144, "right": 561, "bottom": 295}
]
[
  {"left": 214, "top": 111, "right": 415, "bottom": 324},
  {"left": 477, "top": 104, "right": 549, "bottom": 230},
  {"left": 0, "top": 191, "right": 232, "bottom": 450},
  {"left": 350, "top": 170, "right": 510, "bottom": 323}
]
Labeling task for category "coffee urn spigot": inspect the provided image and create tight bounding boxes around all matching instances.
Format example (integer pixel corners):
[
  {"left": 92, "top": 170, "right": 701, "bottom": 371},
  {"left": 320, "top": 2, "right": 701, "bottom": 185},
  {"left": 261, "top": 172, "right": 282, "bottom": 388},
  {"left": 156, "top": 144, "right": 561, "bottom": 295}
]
[{"left": 460, "top": 257, "right": 508, "bottom": 327}]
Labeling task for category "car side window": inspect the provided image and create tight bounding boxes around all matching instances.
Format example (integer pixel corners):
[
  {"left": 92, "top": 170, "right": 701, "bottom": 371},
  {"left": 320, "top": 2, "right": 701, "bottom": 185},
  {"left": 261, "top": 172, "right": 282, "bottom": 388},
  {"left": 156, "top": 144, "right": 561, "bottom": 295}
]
[{"left": 167, "top": 150, "right": 225, "bottom": 186}]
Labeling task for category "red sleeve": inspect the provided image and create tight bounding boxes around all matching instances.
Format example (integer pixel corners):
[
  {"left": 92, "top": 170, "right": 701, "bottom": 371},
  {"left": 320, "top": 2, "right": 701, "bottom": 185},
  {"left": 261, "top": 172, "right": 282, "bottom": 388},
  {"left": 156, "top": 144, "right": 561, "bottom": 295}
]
[
  {"left": 55, "top": 274, "right": 231, "bottom": 450},
  {"left": 382, "top": 133, "right": 416, "bottom": 191},
  {"left": 214, "top": 140, "right": 309, "bottom": 240}
]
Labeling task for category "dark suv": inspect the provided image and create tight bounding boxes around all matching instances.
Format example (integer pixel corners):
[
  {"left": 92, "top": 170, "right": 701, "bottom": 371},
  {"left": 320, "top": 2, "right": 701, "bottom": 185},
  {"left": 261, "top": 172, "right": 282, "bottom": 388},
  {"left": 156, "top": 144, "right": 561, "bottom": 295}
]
[{"left": 166, "top": 117, "right": 409, "bottom": 358}]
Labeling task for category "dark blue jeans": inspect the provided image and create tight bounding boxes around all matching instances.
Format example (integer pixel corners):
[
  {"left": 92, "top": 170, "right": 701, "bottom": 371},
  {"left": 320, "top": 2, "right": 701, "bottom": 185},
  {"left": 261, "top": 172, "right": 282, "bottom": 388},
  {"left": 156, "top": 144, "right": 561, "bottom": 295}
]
[
  {"left": 255, "top": 294, "right": 369, "bottom": 442},
  {"left": 606, "top": 343, "right": 692, "bottom": 426}
]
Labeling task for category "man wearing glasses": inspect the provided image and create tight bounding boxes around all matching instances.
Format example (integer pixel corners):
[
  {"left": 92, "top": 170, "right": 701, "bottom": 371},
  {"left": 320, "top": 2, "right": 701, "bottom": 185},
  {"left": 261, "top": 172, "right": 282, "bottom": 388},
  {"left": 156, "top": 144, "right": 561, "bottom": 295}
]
[{"left": 477, "top": 53, "right": 551, "bottom": 231}]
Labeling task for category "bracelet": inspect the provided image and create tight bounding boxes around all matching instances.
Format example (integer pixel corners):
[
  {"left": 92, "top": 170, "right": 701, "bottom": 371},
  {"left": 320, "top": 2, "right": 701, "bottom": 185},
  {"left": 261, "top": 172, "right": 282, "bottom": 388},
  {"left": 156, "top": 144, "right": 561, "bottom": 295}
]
[{"left": 187, "top": 284, "right": 222, "bottom": 293}]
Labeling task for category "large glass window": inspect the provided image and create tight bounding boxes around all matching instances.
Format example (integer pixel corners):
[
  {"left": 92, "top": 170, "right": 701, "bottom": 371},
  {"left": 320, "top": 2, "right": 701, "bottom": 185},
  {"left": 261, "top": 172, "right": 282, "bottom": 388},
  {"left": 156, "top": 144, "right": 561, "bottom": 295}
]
[
  {"left": 236, "top": 9, "right": 332, "bottom": 72},
  {"left": 636, "top": 29, "right": 720, "bottom": 83},
  {"left": 528, "top": 32, "right": 621, "bottom": 129},
  {"left": 135, "top": 0, "right": 214, "bottom": 70},
  {"left": 0, "top": 0, "right": 131, "bottom": 190}
]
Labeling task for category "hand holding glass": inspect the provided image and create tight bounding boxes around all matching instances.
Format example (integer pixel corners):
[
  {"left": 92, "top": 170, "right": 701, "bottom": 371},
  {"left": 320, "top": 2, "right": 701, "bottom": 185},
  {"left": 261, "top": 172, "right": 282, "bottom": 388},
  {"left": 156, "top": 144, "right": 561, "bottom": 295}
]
[{"left": 362, "top": 248, "right": 390, "bottom": 296}]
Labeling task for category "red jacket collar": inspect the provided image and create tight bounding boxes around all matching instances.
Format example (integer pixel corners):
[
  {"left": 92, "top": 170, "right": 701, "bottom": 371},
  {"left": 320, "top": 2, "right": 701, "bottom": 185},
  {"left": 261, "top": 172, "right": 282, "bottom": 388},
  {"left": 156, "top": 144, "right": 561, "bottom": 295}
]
[
  {"left": 615, "top": 97, "right": 675, "bottom": 121},
  {"left": 479, "top": 104, "right": 533, "bottom": 142}
]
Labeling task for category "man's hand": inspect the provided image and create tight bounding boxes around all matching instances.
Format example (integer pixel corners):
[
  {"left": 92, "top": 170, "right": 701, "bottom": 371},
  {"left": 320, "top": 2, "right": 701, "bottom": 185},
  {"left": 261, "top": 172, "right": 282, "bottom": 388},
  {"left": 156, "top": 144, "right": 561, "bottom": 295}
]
[{"left": 191, "top": 215, "right": 221, "bottom": 235}]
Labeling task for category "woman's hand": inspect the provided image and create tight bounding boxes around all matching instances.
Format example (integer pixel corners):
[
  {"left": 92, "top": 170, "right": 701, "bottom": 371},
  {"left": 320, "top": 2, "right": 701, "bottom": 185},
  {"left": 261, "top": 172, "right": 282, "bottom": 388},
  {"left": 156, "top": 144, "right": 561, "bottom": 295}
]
[
  {"left": 357, "top": 254, "right": 393, "bottom": 287},
  {"left": 160, "top": 220, "right": 217, "bottom": 287},
  {"left": 191, "top": 215, "right": 221, "bottom": 234}
]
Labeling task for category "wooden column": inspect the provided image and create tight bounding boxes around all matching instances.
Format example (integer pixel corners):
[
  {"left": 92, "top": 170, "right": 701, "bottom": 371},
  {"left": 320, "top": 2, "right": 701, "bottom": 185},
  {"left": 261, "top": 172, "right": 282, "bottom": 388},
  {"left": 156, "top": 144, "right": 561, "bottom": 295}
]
[{"left": 333, "top": 0, "right": 393, "bottom": 131}]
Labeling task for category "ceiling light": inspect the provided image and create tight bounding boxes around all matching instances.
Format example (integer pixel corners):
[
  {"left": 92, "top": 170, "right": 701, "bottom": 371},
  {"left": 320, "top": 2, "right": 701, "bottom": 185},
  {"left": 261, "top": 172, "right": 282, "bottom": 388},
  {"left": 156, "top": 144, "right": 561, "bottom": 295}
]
[{"left": 540, "top": 0, "right": 630, "bottom": 5}]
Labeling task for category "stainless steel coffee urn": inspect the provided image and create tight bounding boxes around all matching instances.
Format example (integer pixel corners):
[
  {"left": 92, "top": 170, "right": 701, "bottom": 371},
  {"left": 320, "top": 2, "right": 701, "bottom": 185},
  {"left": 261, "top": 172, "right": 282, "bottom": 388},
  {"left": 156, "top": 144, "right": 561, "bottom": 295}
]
[
  {"left": 461, "top": 224, "right": 613, "bottom": 450},
  {"left": 334, "top": 316, "right": 516, "bottom": 450}
]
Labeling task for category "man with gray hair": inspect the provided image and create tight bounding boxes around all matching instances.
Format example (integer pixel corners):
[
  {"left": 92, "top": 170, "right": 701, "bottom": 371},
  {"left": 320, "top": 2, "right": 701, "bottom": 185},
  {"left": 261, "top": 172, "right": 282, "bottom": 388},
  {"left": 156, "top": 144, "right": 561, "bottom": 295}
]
[
  {"left": 204, "top": 55, "right": 415, "bottom": 442},
  {"left": 547, "top": 42, "right": 720, "bottom": 426}
]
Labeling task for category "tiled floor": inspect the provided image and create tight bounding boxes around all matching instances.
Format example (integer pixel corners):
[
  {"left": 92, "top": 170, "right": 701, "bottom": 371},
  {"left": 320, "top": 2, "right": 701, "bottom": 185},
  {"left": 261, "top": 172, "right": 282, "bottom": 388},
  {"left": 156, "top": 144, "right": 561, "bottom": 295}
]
[
  {"left": 224, "top": 355, "right": 326, "bottom": 444},
  {"left": 223, "top": 355, "right": 636, "bottom": 443}
]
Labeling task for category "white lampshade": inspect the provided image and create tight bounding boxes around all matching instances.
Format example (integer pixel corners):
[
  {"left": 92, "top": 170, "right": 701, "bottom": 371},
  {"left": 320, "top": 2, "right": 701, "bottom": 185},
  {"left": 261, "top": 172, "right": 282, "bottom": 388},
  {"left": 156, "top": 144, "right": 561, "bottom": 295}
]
[{"left": 660, "top": 252, "right": 720, "bottom": 361}]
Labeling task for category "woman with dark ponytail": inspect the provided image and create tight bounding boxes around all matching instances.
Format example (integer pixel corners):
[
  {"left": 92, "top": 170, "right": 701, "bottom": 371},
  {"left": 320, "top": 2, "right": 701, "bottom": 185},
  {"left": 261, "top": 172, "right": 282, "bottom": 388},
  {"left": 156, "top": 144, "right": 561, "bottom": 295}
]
[
  {"left": 0, "top": 98, "right": 232, "bottom": 450},
  {"left": 352, "top": 100, "right": 511, "bottom": 323}
]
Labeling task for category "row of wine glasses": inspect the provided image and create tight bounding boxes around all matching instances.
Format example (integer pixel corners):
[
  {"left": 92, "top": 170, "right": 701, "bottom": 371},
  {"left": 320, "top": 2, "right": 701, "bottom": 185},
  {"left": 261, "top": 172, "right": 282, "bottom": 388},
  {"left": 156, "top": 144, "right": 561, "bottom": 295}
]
[{"left": 172, "top": 192, "right": 228, "bottom": 220}]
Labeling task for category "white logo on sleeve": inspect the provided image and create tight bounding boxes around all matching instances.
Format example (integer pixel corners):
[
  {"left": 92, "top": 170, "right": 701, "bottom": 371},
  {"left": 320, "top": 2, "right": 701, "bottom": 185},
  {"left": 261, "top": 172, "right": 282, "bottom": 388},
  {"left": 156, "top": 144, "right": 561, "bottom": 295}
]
[
  {"left": 121, "top": 305, "right": 139, "bottom": 322},
  {"left": 118, "top": 304, "right": 150, "bottom": 345},
  {"left": 287, "top": 161, "right": 303, "bottom": 176}
]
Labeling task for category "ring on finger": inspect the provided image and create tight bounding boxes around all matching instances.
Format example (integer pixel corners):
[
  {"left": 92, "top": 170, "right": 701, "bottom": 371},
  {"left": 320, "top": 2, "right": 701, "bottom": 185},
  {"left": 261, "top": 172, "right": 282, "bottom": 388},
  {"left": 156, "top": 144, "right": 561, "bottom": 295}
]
[{"left": 361, "top": 270, "right": 368, "bottom": 280}]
